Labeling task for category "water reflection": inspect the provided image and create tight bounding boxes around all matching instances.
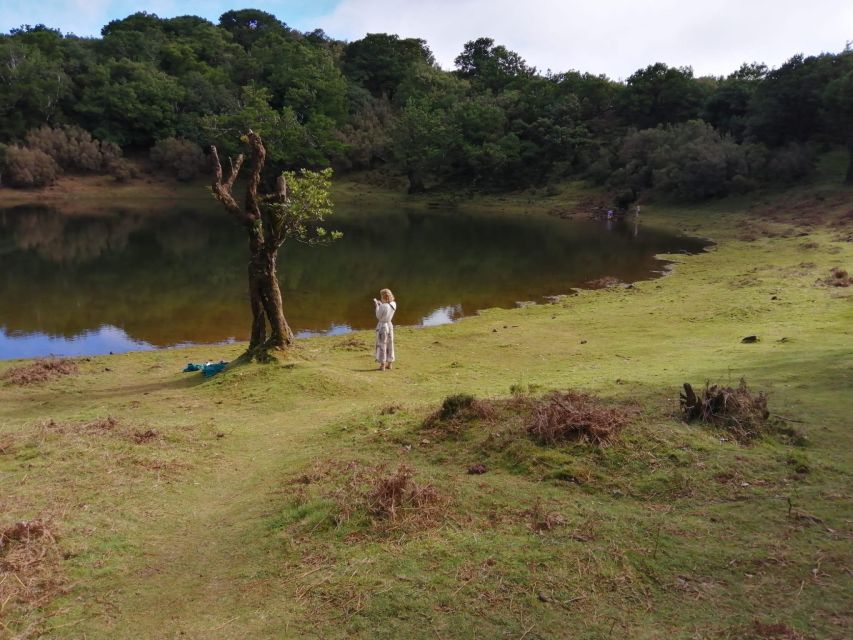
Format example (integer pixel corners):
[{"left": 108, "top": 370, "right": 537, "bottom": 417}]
[
  {"left": 421, "top": 305, "right": 463, "bottom": 327},
  {"left": 0, "top": 325, "right": 154, "bottom": 360},
  {"left": 0, "top": 202, "right": 708, "bottom": 359}
]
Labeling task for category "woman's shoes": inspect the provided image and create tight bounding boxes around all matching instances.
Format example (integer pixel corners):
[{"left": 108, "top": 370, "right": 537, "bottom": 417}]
[{"left": 377, "top": 363, "right": 393, "bottom": 371}]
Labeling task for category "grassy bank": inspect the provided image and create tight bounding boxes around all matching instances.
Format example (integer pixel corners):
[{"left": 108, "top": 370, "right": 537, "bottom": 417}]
[{"left": 0, "top": 167, "right": 851, "bottom": 639}]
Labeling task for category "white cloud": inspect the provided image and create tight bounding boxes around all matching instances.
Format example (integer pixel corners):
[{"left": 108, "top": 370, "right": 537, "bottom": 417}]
[
  {"left": 3, "top": 0, "right": 850, "bottom": 79},
  {"left": 317, "top": 0, "right": 853, "bottom": 78}
]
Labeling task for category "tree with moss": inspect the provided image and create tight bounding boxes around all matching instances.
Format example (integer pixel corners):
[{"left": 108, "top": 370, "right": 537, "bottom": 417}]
[{"left": 210, "top": 130, "right": 339, "bottom": 358}]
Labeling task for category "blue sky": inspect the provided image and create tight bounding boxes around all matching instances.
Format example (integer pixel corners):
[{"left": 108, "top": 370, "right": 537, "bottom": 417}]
[
  {"left": 0, "top": 1, "right": 340, "bottom": 37},
  {"left": 2, "top": 1, "right": 851, "bottom": 79}
]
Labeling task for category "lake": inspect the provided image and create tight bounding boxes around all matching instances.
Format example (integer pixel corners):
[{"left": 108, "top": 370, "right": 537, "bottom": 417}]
[{"left": 0, "top": 201, "right": 708, "bottom": 360}]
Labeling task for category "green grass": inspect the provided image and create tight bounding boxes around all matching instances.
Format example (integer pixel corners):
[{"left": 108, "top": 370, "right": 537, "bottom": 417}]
[{"left": 0, "top": 173, "right": 851, "bottom": 639}]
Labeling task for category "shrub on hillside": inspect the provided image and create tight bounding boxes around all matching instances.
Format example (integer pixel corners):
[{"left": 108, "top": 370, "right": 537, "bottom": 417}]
[
  {"left": 765, "top": 143, "right": 814, "bottom": 183},
  {"left": 149, "top": 137, "right": 207, "bottom": 181},
  {"left": 0, "top": 146, "right": 59, "bottom": 188},
  {"left": 24, "top": 125, "right": 122, "bottom": 173},
  {"left": 616, "top": 120, "right": 766, "bottom": 200},
  {"left": 104, "top": 157, "right": 140, "bottom": 182}
]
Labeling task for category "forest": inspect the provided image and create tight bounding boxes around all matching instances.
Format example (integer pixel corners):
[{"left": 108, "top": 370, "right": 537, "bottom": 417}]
[{"left": 1, "top": 8, "right": 852, "bottom": 200}]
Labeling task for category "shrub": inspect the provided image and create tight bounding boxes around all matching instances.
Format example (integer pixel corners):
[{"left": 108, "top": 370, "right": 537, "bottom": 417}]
[
  {"left": 149, "top": 137, "right": 207, "bottom": 181},
  {"left": 765, "top": 143, "right": 814, "bottom": 183},
  {"left": 0, "top": 146, "right": 59, "bottom": 188},
  {"left": 24, "top": 125, "right": 123, "bottom": 173},
  {"left": 617, "top": 120, "right": 766, "bottom": 200},
  {"left": 437, "top": 393, "right": 476, "bottom": 420},
  {"left": 104, "top": 157, "right": 139, "bottom": 183}
]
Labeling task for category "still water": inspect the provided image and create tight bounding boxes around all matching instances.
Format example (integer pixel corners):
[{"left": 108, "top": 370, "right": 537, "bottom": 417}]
[{"left": 0, "top": 201, "right": 708, "bottom": 360}]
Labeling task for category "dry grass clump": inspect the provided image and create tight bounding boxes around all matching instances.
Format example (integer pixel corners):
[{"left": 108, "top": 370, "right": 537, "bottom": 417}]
[
  {"left": 0, "top": 519, "right": 67, "bottom": 625},
  {"left": 823, "top": 266, "right": 852, "bottom": 287},
  {"left": 132, "top": 429, "right": 160, "bottom": 444},
  {"left": 0, "top": 434, "right": 16, "bottom": 455},
  {"left": 527, "top": 391, "right": 630, "bottom": 446},
  {"left": 287, "top": 460, "right": 446, "bottom": 534},
  {"left": 423, "top": 394, "right": 496, "bottom": 431},
  {"left": 524, "top": 501, "right": 567, "bottom": 533},
  {"left": 332, "top": 336, "right": 368, "bottom": 351},
  {"left": 680, "top": 379, "right": 769, "bottom": 443},
  {"left": 734, "top": 621, "right": 810, "bottom": 640},
  {"left": 38, "top": 416, "right": 119, "bottom": 436},
  {"left": 365, "top": 464, "right": 441, "bottom": 520},
  {"left": 2, "top": 358, "right": 78, "bottom": 386}
]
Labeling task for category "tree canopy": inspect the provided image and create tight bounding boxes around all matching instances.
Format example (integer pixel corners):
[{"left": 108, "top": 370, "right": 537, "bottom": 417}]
[{"left": 2, "top": 12, "right": 852, "bottom": 195}]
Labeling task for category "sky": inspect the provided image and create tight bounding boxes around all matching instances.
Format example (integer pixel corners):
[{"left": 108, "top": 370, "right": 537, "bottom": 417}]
[{"left": 1, "top": 0, "right": 851, "bottom": 79}]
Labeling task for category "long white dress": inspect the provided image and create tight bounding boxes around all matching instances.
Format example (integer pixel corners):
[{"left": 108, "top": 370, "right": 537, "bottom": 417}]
[{"left": 375, "top": 301, "right": 397, "bottom": 363}]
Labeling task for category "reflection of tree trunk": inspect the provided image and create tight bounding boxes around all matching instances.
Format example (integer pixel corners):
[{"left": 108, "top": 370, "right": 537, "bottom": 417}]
[{"left": 407, "top": 167, "right": 425, "bottom": 193}]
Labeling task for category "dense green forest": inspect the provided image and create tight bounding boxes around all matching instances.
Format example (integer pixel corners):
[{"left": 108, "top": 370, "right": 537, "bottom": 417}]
[{"left": 1, "top": 8, "right": 852, "bottom": 199}]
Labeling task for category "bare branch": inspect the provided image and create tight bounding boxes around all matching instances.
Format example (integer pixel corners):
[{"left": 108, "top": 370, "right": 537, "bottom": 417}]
[
  {"left": 210, "top": 144, "right": 248, "bottom": 223},
  {"left": 244, "top": 130, "right": 265, "bottom": 222}
]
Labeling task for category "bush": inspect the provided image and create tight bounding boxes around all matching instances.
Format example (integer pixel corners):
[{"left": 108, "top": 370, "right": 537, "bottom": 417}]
[
  {"left": 104, "top": 157, "right": 139, "bottom": 183},
  {"left": 24, "top": 125, "right": 122, "bottom": 173},
  {"left": 765, "top": 143, "right": 814, "bottom": 183},
  {"left": 617, "top": 120, "right": 766, "bottom": 200},
  {"left": 149, "top": 137, "right": 207, "bottom": 181},
  {"left": 0, "top": 146, "right": 59, "bottom": 188}
]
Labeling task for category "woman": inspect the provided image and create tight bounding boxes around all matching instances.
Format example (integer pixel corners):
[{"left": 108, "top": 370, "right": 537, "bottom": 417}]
[{"left": 373, "top": 288, "right": 396, "bottom": 370}]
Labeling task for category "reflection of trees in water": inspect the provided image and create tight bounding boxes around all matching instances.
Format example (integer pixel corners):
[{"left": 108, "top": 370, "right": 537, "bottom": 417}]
[
  {"left": 0, "top": 204, "right": 707, "bottom": 348},
  {"left": 4, "top": 206, "right": 147, "bottom": 263}
]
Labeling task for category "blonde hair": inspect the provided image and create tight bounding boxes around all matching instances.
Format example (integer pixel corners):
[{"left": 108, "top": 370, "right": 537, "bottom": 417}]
[{"left": 379, "top": 288, "right": 395, "bottom": 303}]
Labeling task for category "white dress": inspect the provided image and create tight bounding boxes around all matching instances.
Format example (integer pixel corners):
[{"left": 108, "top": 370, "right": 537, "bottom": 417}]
[{"left": 375, "top": 301, "right": 396, "bottom": 363}]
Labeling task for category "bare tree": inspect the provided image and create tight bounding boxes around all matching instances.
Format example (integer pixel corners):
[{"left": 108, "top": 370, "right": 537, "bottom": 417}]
[{"left": 210, "top": 130, "right": 337, "bottom": 359}]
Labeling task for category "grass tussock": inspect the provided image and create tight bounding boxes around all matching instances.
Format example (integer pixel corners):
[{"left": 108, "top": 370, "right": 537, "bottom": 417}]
[
  {"left": 0, "top": 519, "right": 67, "bottom": 629},
  {"left": 332, "top": 335, "right": 368, "bottom": 351},
  {"left": 423, "top": 393, "right": 496, "bottom": 432},
  {"left": 2, "top": 358, "right": 78, "bottom": 386},
  {"left": 527, "top": 391, "right": 631, "bottom": 446},
  {"left": 824, "top": 266, "right": 852, "bottom": 287},
  {"left": 680, "top": 379, "right": 769, "bottom": 443},
  {"left": 284, "top": 460, "right": 447, "bottom": 536},
  {"left": 39, "top": 416, "right": 118, "bottom": 435},
  {"left": 366, "top": 464, "right": 442, "bottom": 520}
]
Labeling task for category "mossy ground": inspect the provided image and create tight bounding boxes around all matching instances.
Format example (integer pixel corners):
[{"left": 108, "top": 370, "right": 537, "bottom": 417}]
[{"left": 0, "top": 159, "right": 851, "bottom": 639}]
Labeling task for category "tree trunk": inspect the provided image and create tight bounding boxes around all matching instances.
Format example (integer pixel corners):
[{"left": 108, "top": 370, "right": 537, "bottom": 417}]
[
  {"left": 251, "top": 249, "right": 293, "bottom": 348},
  {"left": 407, "top": 167, "right": 425, "bottom": 193},
  {"left": 211, "top": 132, "right": 294, "bottom": 358},
  {"left": 846, "top": 136, "right": 853, "bottom": 184}
]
